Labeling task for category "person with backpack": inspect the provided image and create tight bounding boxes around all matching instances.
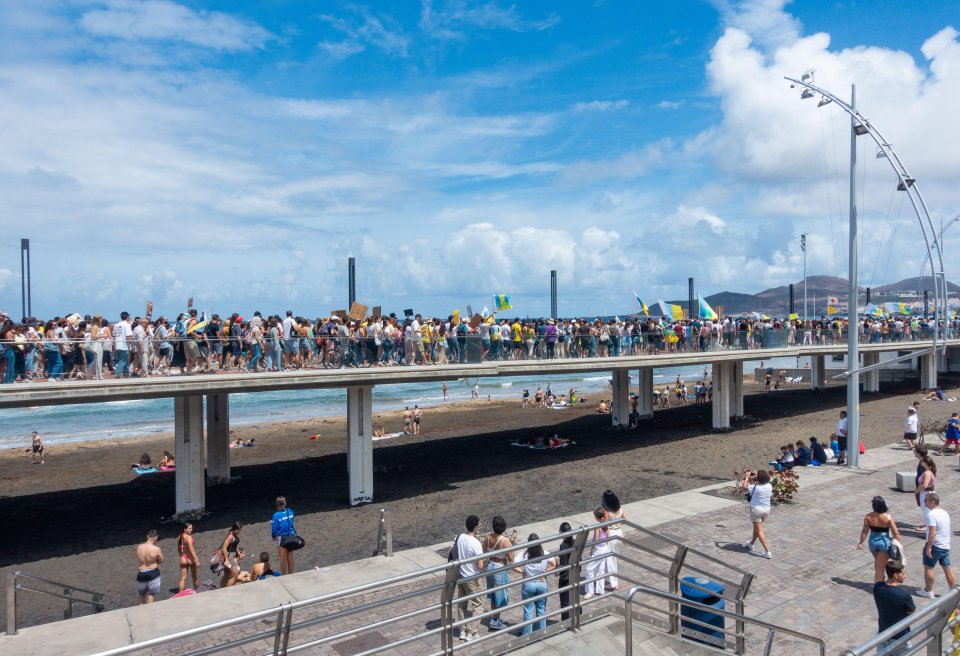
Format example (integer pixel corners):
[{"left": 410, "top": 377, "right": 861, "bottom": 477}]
[
  {"left": 741, "top": 469, "right": 773, "bottom": 559},
  {"left": 271, "top": 496, "right": 298, "bottom": 575},
  {"left": 448, "top": 515, "right": 484, "bottom": 642}
]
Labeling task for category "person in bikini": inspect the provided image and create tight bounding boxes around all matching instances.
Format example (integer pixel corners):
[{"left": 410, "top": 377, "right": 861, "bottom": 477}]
[
  {"left": 177, "top": 523, "right": 199, "bottom": 592},
  {"left": 136, "top": 529, "right": 164, "bottom": 604}
]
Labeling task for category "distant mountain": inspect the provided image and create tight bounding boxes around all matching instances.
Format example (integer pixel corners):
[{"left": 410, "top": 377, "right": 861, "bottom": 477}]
[{"left": 873, "top": 276, "right": 960, "bottom": 294}]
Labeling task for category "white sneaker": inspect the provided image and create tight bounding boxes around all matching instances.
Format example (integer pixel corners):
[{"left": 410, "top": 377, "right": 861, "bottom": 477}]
[
  {"left": 743, "top": 541, "right": 754, "bottom": 551},
  {"left": 488, "top": 619, "right": 507, "bottom": 630},
  {"left": 762, "top": 551, "right": 772, "bottom": 559},
  {"left": 917, "top": 589, "right": 935, "bottom": 599}
]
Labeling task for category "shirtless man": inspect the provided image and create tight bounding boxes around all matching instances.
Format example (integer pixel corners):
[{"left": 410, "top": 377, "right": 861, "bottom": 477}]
[
  {"left": 30, "top": 431, "right": 44, "bottom": 464},
  {"left": 402, "top": 407, "right": 413, "bottom": 435},
  {"left": 413, "top": 405, "right": 423, "bottom": 435},
  {"left": 136, "top": 529, "right": 164, "bottom": 604}
]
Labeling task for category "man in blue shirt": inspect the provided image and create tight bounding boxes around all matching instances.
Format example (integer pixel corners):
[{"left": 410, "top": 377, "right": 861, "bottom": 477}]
[{"left": 938, "top": 412, "right": 960, "bottom": 456}]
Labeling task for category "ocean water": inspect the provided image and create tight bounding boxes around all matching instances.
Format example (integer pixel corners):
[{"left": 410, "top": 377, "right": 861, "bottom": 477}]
[{"left": 0, "top": 358, "right": 803, "bottom": 449}]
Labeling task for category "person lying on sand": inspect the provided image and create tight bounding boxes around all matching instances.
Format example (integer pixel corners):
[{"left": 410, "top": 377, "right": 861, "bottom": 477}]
[
  {"left": 924, "top": 388, "right": 945, "bottom": 401},
  {"left": 131, "top": 453, "right": 152, "bottom": 470}
]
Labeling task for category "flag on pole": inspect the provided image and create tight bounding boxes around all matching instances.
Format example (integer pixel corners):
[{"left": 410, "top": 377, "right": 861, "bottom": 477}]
[
  {"left": 827, "top": 296, "right": 839, "bottom": 315},
  {"left": 789, "top": 313, "right": 798, "bottom": 320},
  {"left": 632, "top": 291, "right": 649, "bottom": 316},
  {"left": 864, "top": 303, "right": 883, "bottom": 317},
  {"left": 657, "top": 299, "right": 684, "bottom": 321},
  {"left": 698, "top": 296, "right": 718, "bottom": 321},
  {"left": 494, "top": 294, "right": 512, "bottom": 312}
]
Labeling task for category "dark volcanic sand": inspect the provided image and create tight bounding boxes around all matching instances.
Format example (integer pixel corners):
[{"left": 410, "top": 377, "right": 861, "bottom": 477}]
[{"left": 1, "top": 379, "right": 954, "bottom": 628}]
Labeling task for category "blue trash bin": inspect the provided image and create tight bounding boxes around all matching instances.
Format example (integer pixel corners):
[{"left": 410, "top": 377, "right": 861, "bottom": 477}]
[{"left": 679, "top": 576, "right": 725, "bottom": 648}]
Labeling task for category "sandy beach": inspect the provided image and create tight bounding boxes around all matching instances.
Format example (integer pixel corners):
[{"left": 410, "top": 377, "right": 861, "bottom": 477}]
[{"left": 2, "top": 377, "right": 957, "bottom": 628}]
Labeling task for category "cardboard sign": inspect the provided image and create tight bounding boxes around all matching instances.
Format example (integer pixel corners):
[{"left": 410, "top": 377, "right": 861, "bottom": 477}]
[
  {"left": 348, "top": 302, "right": 368, "bottom": 321},
  {"left": 404, "top": 308, "right": 414, "bottom": 318},
  {"left": 146, "top": 301, "right": 153, "bottom": 321},
  {"left": 372, "top": 306, "right": 382, "bottom": 318},
  {"left": 469, "top": 313, "right": 483, "bottom": 329},
  {"left": 332, "top": 310, "right": 348, "bottom": 320}
]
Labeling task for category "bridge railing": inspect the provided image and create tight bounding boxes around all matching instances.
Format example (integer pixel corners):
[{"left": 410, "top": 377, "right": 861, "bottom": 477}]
[
  {"left": 84, "top": 517, "right": 755, "bottom": 656},
  {"left": 6, "top": 571, "right": 106, "bottom": 635}
]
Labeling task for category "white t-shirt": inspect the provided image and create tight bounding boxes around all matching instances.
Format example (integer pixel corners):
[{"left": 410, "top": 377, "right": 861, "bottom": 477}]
[
  {"left": 281, "top": 317, "right": 294, "bottom": 339},
  {"left": 927, "top": 507, "right": 951, "bottom": 550},
  {"left": 836, "top": 417, "right": 848, "bottom": 437},
  {"left": 748, "top": 482, "right": 773, "bottom": 512},
  {"left": 517, "top": 549, "right": 552, "bottom": 578},
  {"left": 113, "top": 321, "right": 133, "bottom": 351},
  {"left": 905, "top": 414, "right": 919, "bottom": 434},
  {"left": 455, "top": 533, "right": 483, "bottom": 578}
]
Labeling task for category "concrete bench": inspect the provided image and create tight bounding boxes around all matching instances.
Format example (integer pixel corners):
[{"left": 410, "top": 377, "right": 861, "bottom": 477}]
[{"left": 896, "top": 471, "right": 916, "bottom": 492}]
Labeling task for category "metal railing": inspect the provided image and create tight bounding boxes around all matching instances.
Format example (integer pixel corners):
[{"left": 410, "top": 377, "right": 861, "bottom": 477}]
[
  {"left": 6, "top": 571, "right": 106, "bottom": 635},
  {"left": 842, "top": 585, "right": 960, "bottom": 656},
  {"left": 372, "top": 509, "right": 393, "bottom": 557},
  {"left": 83, "top": 517, "right": 758, "bottom": 656},
  {"left": 624, "top": 583, "right": 826, "bottom": 656}
]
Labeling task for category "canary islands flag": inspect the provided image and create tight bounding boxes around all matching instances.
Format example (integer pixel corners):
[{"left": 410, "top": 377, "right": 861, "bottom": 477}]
[
  {"left": 494, "top": 294, "right": 512, "bottom": 312},
  {"left": 633, "top": 291, "right": 649, "bottom": 316},
  {"left": 657, "top": 299, "right": 684, "bottom": 321},
  {"left": 698, "top": 296, "right": 718, "bottom": 321}
]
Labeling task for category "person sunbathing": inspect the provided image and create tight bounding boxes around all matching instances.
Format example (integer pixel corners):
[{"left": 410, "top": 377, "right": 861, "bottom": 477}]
[
  {"left": 131, "top": 453, "right": 152, "bottom": 470},
  {"left": 158, "top": 450, "right": 176, "bottom": 470}
]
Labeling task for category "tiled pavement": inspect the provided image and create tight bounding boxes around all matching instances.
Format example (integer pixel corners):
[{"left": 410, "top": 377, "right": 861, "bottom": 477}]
[{"left": 2, "top": 443, "right": 951, "bottom": 655}]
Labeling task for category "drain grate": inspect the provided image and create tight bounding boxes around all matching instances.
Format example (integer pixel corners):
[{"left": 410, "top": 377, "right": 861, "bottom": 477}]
[{"left": 332, "top": 630, "right": 390, "bottom": 656}]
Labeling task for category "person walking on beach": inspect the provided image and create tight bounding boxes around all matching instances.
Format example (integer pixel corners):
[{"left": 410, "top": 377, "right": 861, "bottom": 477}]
[
  {"left": 413, "top": 405, "right": 422, "bottom": 435},
  {"left": 443, "top": 383, "right": 448, "bottom": 400},
  {"left": 29, "top": 431, "right": 44, "bottom": 464},
  {"left": 472, "top": 380, "right": 480, "bottom": 399},
  {"left": 449, "top": 515, "right": 484, "bottom": 642},
  {"left": 873, "top": 560, "right": 915, "bottom": 652},
  {"left": 177, "top": 523, "right": 199, "bottom": 592},
  {"left": 742, "top": 469, "right": 773, "bottom": 559},
  {"left": 402, "top": 407, "right": 413, "bottom": 435},
  {"left": 919, "top": 493, "right": 955, "bottom": 598},
  {"left": 272, "top": 496, "right": 297, "bottom": 575},
  {"left": 836, "top": 411, "right": 849, "bottom": 465},
  {"left": 136, "top": 529, "right": 164, "bottom": 604}
]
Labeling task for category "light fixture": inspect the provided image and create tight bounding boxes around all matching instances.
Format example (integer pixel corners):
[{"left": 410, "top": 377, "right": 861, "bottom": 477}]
[
  {"left": 801, "top": 68, "right": 815, "bottom": 83},
  {"left": 897, "top": 177, "right": 916, "bottom": 191},
  {"left": 853, "top": 123, "right": 869, "bottom": 135},
  {"left": 801, "top": 89, "right": 814, "bottom": 100},
  {"left": 817, "top": 96, "right": 832, "bottom": 107},
  {"left": 875, "top": 146, "right": 888, "bottom": 159}
]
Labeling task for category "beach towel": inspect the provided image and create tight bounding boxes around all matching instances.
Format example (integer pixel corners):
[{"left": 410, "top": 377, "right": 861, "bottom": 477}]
[
  {"left": 133, "top": 467, "right": 158, "bottom": 475},
  {"left": 373, "top": 432, "right": 405, "bottom": 441}
]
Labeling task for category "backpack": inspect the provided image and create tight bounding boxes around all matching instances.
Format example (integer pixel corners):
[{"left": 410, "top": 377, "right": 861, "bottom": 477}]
[{"left": 447, "top": 534, "right": 460, "bottom": 562}]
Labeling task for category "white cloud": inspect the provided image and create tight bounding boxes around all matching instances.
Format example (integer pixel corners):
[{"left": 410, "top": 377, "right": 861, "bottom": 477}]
[
  {"left": 656, "top": 100, "right": 685, "bottom": 110},
  {"left": 419, "top": 0, "right": 560, "bottom": 41},
  {"left": 319, "top": 5, "right": 409, "bottom": 58},
  {"left": 79, "top": 0, "right": 273, "bottom": 51},
  {"left": 709, "top": 0, "right": 801, "bottom": 53},
  {"left": 571, "top": 100, "right": 629, "bottom": 112}
]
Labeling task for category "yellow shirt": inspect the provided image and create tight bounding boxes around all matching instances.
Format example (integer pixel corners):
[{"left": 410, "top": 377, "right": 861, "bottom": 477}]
[
  {"left": 511, "top": 322, "right": 522, "bottom": 342},
  {"left": 421, "top": 324, "right": 432, "bottom": 344}
]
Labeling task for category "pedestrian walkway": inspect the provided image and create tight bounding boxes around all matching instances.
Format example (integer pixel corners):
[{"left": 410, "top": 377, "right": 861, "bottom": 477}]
[{"left": 1, "top": 442, "right": 944, "bottom": 655}]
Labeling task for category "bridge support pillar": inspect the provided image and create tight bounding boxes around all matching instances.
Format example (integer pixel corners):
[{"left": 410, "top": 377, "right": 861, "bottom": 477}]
[
  {"left": 862, "top": 353, "right": 880, "bottom": 393},
  {"left": 610, "top": 369, "right": 630, "bottom": 427},
  {"left": 636, "top": 368, "right": 654, "bottom": 419},
  {"left": 347, "top": 385, "right": 374, "bottom": 505},
  {"left": 920, "top": 352, "right": 937, "bottom": 390},
  {"left": 175, "top": 395, "right": 206, "bottom": 518},
  {"left": 810, "top": 355, "right": 826, "bottom": 390},
  {"left": 206, "top": 393, "right": 231, "bottom": 485},
  {"left": 712, "top": 362, "right": 731, "bottom": 431},
  {"left": 728, "top": 361, "right": 744, "bottom": 419}
]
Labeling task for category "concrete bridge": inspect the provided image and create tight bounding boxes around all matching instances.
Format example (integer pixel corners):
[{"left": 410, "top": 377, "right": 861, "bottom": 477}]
[{"left": 1, "top": 339, "right": 954, "bottom": 518}]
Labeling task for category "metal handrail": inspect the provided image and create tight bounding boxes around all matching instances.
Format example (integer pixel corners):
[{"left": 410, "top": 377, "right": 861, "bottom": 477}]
[
  {"left": 624, "top": 583, "right": 826, "bottom": 656},
  {"left": 841, "top": 585, "right": 960, "bottom": 656},
  {"left": 6, "top": 571, "right": 106, "bottom": 635}
]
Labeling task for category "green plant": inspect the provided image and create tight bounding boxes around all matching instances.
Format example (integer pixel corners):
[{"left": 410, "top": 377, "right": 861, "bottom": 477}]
[{"left": 769, "top": 468, "right": 800, "bottom": 504}]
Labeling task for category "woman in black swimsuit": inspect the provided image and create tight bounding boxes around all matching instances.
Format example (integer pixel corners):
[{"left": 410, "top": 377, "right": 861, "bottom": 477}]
[{"left": 218, "top": 522, "right": 244, "bottom": 587}]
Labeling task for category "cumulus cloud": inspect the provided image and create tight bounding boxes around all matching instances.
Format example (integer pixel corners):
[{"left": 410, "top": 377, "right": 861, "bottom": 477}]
[{"left": 79, "top": 0, "right": 273, "bottom": 51}]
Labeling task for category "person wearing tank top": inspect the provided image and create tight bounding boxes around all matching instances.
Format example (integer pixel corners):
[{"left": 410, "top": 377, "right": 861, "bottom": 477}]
[
  {"left": 916, "top": 456, "right": 937, "bottom": 530},
  {"left": 482, "top": 516, "right": 512, "bottom": 631},
  {"left": 857, "top": 496, "right": 902, "bottom": 583}
]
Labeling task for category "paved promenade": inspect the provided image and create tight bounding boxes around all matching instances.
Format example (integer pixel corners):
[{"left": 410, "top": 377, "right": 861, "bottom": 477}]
[{"left": 2, "top": 442, "right": 948, "bottom": 655}]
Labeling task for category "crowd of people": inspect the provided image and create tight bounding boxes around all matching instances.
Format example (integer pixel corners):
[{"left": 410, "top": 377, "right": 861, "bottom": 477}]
[{"left": 2, "top": 306, "right": 954, "bottom": 384}]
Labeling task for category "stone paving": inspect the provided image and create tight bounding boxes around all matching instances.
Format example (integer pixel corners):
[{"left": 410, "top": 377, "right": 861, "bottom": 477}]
[{"left": 3, "top": 442, "right": 952, "bottom": 655}]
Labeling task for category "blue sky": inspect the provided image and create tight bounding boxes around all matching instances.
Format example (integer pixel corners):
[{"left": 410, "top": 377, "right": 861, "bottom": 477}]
[{"left": 1, "top": 0, "right": 959, "bottom": 320}]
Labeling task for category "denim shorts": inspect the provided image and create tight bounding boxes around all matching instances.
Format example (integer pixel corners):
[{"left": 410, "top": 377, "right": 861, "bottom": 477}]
[
  {"left": 923, "top": 546, "right": 951, "bottom": 568},
  {"left": 868, "top": 533, "right": 891, "bottom": 554},
  {"left": 283, "top": 338, "right": 298, "bottom": 354}
]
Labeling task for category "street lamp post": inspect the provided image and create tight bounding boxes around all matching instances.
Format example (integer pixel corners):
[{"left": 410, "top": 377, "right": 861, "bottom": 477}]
[
  {"left": 786, "top": 71, "right": 946, "bottom": 469},
  {"left": 801, "top": 233, "right": 808, "bottom": 319}
]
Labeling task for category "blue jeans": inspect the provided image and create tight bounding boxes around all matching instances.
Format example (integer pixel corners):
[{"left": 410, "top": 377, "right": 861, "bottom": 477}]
[
  {"left": 521, "top": 579, "right": 548, "bottom": 635},
  {"left": 246, "top": 343, "right": 262, "bottom": 371},
  {"left": 114, "top": 349, "right": 130, "bottom": 377},
  {"left": 44, "top": 348, "right": 63, "bottom": 379},
  {"left": 3, "top": 348, "right": 17, "bottom": 384}
]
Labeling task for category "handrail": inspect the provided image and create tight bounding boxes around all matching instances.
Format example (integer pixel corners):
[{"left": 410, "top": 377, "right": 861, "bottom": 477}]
[
  {"left": 624, "top": 584, "right": 826, "bottom": 656},
  {"left": 6, "top": 571, "right": 106, "bottom": 635},
  {"left": 84, "top": 517, "right": 756, "bottom": 656},
  {"left": 841, "top": 585, "right": 960, "bottom": 656}
]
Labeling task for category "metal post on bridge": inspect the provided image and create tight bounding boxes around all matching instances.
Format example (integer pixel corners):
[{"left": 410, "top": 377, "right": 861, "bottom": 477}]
[
  {"left": 789, "top": 283, "right": 795, "bottom": 317},
  {"left": 550, "top": 269, "right": 558, "bottom": 319},
  {"left": 20, "top": 238, "right": 31, "bottom": 320},
  {"left": 348, "top": 257, "right": 356, "bottom": 309},
  {"left": 688, "top": 278, "right": 695, "bottom": 321}
]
